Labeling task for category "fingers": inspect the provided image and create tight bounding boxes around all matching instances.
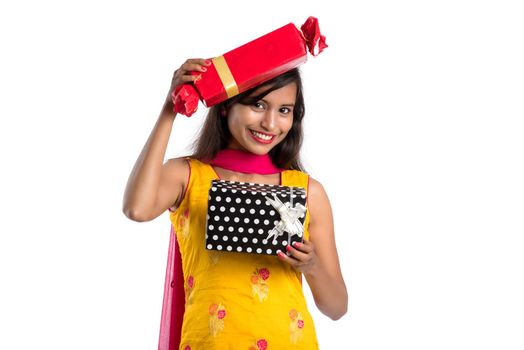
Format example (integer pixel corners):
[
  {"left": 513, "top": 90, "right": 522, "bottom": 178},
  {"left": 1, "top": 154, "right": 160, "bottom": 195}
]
[
  {"left": 181, "top": 58, "right": 212, "bottom": 73},
  {"left": 277, "top": 239, "right": 314, "bottom": 266},
  {"left": 171, "top": 58, "right": 212, "bottom": 87}
]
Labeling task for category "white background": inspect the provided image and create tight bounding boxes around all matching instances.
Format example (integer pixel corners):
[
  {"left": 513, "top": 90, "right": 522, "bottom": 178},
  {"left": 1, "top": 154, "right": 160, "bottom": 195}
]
[{"left": 1, "top": 0, "right": 523, "bottom": 349}]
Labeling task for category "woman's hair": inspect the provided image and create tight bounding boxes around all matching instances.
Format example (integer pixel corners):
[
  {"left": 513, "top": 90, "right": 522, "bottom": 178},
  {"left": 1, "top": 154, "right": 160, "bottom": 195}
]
[{"left": 190, "top": 68, "right": 306, "bottom": 171}]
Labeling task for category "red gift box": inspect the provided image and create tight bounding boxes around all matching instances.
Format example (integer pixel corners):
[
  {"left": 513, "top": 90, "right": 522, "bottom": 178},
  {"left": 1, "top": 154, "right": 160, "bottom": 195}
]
[{"left": 172, "top": 16, "right": 327, "bottom": 116}]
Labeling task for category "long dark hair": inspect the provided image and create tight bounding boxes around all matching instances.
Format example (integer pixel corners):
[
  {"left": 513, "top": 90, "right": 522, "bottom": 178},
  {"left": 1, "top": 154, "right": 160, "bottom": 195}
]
[{"left": 190, "top": 68, "right": 306, "bottom": 171}]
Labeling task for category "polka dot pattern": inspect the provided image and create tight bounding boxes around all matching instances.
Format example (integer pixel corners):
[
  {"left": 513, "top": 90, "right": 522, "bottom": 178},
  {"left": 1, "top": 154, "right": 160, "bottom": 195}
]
[{"left": 205, "top": 179, "right": 307, "bottom": 256}]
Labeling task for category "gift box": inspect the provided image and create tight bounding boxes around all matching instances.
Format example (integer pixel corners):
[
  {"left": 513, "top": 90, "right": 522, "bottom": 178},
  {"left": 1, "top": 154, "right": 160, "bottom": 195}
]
[
  {"left": 173, "top": 16, "right": 327, "bottom": 116},
  {"left": 205, "top": 179, "right": 307, "bottom": 256}
]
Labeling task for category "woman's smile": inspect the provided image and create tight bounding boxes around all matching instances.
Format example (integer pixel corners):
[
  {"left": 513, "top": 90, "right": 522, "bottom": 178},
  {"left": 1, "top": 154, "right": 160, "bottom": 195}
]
[{"left": 248, "top": 129, "right": 276, "bottom": 144}]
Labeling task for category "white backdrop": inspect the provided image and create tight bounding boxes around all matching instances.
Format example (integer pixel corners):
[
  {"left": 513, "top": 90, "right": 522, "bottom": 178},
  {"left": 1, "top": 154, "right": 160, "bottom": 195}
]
[{"left": 1, "top": 0, "right": 523, "bottom": 349}]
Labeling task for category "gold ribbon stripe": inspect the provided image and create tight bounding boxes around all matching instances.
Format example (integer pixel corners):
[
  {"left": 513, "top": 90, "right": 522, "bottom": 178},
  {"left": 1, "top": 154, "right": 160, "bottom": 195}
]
[{"left": 212, "top": 55, "right": 239, "bottom": 98}]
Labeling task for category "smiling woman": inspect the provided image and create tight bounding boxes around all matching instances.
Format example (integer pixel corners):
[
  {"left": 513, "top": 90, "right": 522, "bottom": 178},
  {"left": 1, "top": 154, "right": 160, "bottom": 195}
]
[{"left": 122, "top": 18, "right": 346, "bottom": 350}]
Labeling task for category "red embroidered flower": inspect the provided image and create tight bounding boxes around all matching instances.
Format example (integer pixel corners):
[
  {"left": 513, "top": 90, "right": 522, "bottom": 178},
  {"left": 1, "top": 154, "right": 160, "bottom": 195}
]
[
  {"left": 297, "top": 319, "right": 304, "bottom": 329},
  {"left": 258, "top": 268, "right": 270, "bottom": 280},
  {"left": 183, "top": 208, "right": 189, "bottom": 218},
  {"left": 217, "top": 309, "right": 226, "bottom": 319},
  {"left": 187, "top": 275, "right": 194, "bottom": 289},
  {"left": 250, "top": 275, "right": 259, "bottom": 284},
  {"left": 183, "top": 346, "right": 191, "bottom": 350},
  {"left": 256, "top": 338, "right": 268, "bottom": 350},
  {"left": 209, "top": 303, "right": 218, "bottom": 315}
]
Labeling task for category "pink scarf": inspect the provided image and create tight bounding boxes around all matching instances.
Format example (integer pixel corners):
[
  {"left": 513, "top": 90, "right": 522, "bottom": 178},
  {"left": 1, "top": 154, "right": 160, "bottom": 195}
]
[
  {"left": 158, "top": 148, "right": 282, "bottom": 350},
  {"left": 207, "top": 148, "right": 283, "bottom": 174}
]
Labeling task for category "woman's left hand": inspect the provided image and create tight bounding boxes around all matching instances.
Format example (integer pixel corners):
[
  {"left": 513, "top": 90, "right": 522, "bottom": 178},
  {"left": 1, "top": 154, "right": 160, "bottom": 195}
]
[{"left": 277, "top": 239, "right": 319, "bottom": 274}]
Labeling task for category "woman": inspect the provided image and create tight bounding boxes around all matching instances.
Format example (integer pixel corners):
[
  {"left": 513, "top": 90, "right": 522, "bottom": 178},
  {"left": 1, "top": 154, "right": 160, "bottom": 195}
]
[{"left": 123, "top": 58, "right": 348, "bottom": 349}]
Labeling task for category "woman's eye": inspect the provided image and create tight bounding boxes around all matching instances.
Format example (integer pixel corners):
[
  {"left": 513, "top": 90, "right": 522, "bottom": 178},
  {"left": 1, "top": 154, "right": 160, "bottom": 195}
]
[
  {"left": 280, "top": 107, "right": 291, "bottom": 114},
  {"left": 253, "top": 102, "right": 264, "bottom": 109}
]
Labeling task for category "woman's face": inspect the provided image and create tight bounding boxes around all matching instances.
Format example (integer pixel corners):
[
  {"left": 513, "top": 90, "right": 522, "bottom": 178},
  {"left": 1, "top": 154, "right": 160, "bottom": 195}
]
[{"left": 226, "top": 82, "right": 297, "bottom": 155}]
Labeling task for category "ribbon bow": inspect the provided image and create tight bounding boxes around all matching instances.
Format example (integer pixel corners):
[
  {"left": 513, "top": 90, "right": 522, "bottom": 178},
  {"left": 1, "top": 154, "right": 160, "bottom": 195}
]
[{"left": 265, "top": 187, "right": 306, "bottom": 245}]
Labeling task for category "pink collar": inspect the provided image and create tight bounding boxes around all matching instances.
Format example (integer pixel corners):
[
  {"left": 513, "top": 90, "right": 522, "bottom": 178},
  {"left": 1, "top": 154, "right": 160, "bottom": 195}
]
[{"left": 207, "top": 148, "right": 283, "bottom": 175}]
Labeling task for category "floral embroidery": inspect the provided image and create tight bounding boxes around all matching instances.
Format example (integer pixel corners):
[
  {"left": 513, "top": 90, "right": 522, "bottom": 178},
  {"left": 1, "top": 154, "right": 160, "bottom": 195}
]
[
  {"left": 183, "top": 346, "right": 191, "bottom": 350},
  {"left": 185, "top": 275, "right": 195, "bottom": 304},
  {"left": 177, "top": 208, "right": 190, "bottom": 238},
  {"left": 251, "top": 267, "right": 270, "bottom": 302},
  {"left": 289, "top": 308, "right": 304, "bottom": 344},
  {"left": 209, "top": 302, "right": 226, "bottom": 336},
  {"left": 248, "top": 338, "right": 268, "bottom": 350}
]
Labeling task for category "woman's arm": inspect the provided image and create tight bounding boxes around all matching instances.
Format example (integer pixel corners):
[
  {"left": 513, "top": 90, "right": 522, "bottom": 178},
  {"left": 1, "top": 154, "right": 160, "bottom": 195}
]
[
  {"left": 278, "top": 178, "right": 348, "bottom": 320},
  {"left": 122, "top": 58, "right": 210, "bottom": 222}
]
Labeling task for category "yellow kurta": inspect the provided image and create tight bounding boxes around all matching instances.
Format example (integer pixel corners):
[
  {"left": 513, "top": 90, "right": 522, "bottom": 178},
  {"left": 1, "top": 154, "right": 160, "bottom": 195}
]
[{"left": 169, "top": 158, "right": 319, "bottom": 350}]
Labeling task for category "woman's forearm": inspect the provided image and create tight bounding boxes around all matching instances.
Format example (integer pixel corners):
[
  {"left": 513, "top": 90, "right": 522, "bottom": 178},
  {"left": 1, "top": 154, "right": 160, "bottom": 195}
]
[
  {"left": 304, "top": 262, "right": 348, "bottom": 320},
  {"left": 122, "top": 101, "right": 176, "bottom": 219}
]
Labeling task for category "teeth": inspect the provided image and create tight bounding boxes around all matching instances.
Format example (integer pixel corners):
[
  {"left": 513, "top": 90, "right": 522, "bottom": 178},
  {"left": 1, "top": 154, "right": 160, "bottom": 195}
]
[{"left": 250, "top": 130, "right": 273, "bottom": 141}]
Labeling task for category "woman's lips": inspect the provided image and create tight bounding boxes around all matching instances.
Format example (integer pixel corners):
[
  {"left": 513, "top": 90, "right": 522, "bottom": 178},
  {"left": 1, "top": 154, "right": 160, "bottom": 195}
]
[{"left": 248, "top": 129, "right": 276, "bottom": 144}]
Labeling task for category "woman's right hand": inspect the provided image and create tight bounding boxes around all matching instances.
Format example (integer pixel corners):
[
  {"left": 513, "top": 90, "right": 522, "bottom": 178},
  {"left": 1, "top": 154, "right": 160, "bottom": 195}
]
[{"left": 165, "top": 58, "right": 212, "bottom": 103}]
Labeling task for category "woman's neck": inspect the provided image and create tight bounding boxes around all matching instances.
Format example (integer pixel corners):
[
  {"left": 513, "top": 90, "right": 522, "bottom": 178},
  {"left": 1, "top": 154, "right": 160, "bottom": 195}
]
[{"left": 207, "top": 148, "right": 283, "bottom": 175}]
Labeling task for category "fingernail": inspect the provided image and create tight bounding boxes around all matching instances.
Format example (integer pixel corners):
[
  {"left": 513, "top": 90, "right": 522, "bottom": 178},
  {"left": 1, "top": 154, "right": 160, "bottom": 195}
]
[
  {"left": 286, "top": 245, "right": 292, "bottom": 252},
  {"left": 293, "top": 242, "right": 301, "bottom": 248},
  {"left": 205, "top": 59, "right": 211, "bottom": 65},
  {"left": 277, "top": 250, "right": 283, "bottom": 257},
  {"left": 201, "top": 67, "right": 207, "bottom": 72}
]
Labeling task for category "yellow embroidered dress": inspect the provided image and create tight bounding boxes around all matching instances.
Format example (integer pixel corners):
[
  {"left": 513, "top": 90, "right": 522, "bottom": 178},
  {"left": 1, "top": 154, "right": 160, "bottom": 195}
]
[{"left": 169, "top": 158, "right": 319, "bottom": 349}]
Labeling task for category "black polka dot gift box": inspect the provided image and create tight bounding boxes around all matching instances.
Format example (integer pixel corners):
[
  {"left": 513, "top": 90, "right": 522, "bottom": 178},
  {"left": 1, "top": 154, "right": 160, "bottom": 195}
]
[{"left": 205, "top": 179, "right": 307, "bottom": 256}]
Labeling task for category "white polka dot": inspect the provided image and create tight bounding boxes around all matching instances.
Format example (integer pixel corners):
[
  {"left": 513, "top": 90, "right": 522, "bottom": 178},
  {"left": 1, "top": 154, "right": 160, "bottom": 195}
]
[
  {"left": 235, "top": 198, "right": 241, "bottom": 203},
  {"left": 232, "top": 189, "right": 237, "bottom": 194},
  {"left": 232, "top": 236, "right": 238, "bottom": 242},
  {"left": 212, "top": 235, "right": 218, "bottom": 240},
  {"left": 270, "top": 210, "right": 275, "bottom": 216},
  {"left": 224, "top": 216, "right": 230, "bottom": 222},
  {"left": 222, "top": 235, "right": 228, "bottom": 241},
  {"left": 238, "top": 227, "right": 244, "bottom": 233},
  {"left": 209, "top": 224, "right": 214, "bottom": 230},
  {"left": 272, "top": 240, "right": 278, "bottom": 245},
  {"left": 230, "top": 207, "right": 236, "bottom": 213},
  {"left": 251, "top": 191, "right": 257, "bottom": 195},
  {"left": 253, "top": 218, "right": 259, "bottom": 224},
  {"left": 266, "top": 249, "right": 272, "bottom": 254},
  {"left": 274, "top": 220, "right": 279, "bottom": 226},
  {"left": 247, "top": 247, "right": 252, "bottom": 253},
  {"left": 262, "top": 239, "right": 268, "bottom": 244},
  {"left": 210, "top": 205, "right": 216, "bottom": 211},
  {"left": 242, "top": 237, "right": 248, "bottom": 243},
  {"left": 240, "top": 208, "right": 246, "bottom": 213},
  {"left": 216, "top": 196, "right": 221, "bottom": 201},
  {"left": 282, "top": 241, "right": 288, "bottom": 246},
  {"left": 228, "top": 227, "right": 234, "bottom": 232},
  {"left": 227, "top": 246, "right": 233, "bottom": 251},
  {"left": 234, "top": 217, "right": 240, "bottom": 223},
  {"left": 237, "top": 246, "right": 243, "bottom": 252},
  {"left": 259, "top": 209, "right": 265, "bottom": 215},
  {"left": 225, "top": 197, "right": 231, "bottom": 202},
  {"left": 218, "top": 226, "right": 224, "bottom": 231},
  {"left": 217, "top": 245, "right": 223, "bottom": 250},
  {"left": 256, "top": 248, "right": 262, "bottom": 253},
  {"left": 207, "top": 244, "right": 213, "bottom": 249},
  {"left": 241, "top": 190, "right": 247, "bottom": 195},
  {"left": 221, "top": 188, "right": 227, "bottom": 193},
  {"left": 250, "top": 209, "right": 255, "bottom": 214},
  {"left": 245, "top": 199, "right": 251, "bottom": 204},
  {"left": 258, "top": 229, "right": 264, "bottom": 234},
  {"left": 255, "top": 199, "right": 261, "bottom": 205},
  {"left": 248, "top": 228, "right": 254, "bottom": 233},
  {"left": 244, "top": 218, "right": 250, "bottom": 224},
  {"left": 264, "top": 219, "right": 270, "bottom": 225},
  {"left": 252, "top": 238, "right": 258, "bottom": 244},
  {"left": 214, "top": 215, "right": 220, "bottom": 221},
  {"left": 211, "top": 187, "right": 217, "bottom": 192},
  {"left": 220, "top": 206, "right": 226, "bottom": 212}
]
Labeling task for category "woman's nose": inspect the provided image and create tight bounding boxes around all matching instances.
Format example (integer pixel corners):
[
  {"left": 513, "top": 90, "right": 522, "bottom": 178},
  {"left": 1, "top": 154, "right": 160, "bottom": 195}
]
[{"left": 260, "top": 110, "right": 277, "bottom": 131}]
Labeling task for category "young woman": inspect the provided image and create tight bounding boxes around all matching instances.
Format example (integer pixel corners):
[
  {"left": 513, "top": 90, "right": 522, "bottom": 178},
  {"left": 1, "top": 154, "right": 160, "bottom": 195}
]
[{"left": 123, "top": 58, "right": 348, "bottom": 349}]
